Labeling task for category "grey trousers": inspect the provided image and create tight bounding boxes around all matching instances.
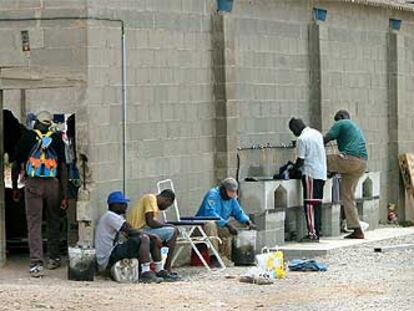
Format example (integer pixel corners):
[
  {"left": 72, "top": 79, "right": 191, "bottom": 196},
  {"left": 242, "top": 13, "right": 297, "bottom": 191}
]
[{"left": 25, "top": 177, "right": 62, "bottom": 265}]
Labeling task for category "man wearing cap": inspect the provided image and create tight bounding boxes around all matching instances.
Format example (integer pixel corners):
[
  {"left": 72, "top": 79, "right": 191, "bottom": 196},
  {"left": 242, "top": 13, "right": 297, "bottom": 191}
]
[
  {"left": 324, "top": 110, "right": 367, "bottom": 239},
  {"left": 12, "top": 111, "right": 68, "bottom": 277},
  {"left": 126, "top": 189, "right": 179, "bottom": 279},
  {"left": 96, "top": 191, "right": 175, "bottom": 283},
  {"left": 196, "top": 177, "right": 256, "bottom": 264}
]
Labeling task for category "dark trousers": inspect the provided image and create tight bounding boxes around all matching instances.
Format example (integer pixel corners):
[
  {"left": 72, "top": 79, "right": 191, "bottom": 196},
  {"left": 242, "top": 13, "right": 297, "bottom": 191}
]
[
  {"left": 301, "top": 176, "right": 325, "bottom": 238},
  {"left": 25, "top": 177, "right": 61, "bottom": 265},
  {"left": 108, "top": 237, "right": 142, "bottom": 269}
]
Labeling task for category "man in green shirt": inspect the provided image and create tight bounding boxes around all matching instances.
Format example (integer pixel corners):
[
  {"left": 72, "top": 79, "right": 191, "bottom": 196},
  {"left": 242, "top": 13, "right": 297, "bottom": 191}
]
[{"left": 324, "top": 110, "right": 367, "bottom": 239}]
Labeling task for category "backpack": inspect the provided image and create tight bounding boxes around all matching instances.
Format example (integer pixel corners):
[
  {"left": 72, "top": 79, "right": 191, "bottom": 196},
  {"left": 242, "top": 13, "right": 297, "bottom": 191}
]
[{"left": 26, "top": 129, "right": 59, "bottom": 178}]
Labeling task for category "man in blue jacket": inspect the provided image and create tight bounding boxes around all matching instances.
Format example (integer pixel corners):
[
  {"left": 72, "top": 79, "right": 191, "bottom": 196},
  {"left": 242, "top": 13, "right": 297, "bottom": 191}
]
[{"left": 196, "top": 177, "right": 256, "bottom": 265}]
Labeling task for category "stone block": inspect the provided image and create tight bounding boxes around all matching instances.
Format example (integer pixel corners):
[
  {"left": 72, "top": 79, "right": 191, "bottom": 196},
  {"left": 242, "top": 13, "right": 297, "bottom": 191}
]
[
  {"left": 256, "top": 228, "right": 284, "bottom": 251},
  {"left": 354, "top": 172, "right": 381, "bottom": 199},
  {"left": 249, "top": 210, "right": 285, "bottom": 232},
  {"left": 357, "top": 198, "right": 380, "bottom": 230},
  {"left": 321, "top": 203, "right": 341, "bottom": 237},
  {"left": 240, "top": 179, "right": 302, "bottom": 214},
  {"left": 322, "top": 178, "right": 333, "bottom": 203}
]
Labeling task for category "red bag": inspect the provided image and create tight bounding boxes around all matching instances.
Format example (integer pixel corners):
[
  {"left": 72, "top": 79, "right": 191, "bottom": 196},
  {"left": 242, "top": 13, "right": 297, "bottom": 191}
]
[{"left": 191, "top": 243, "right": 210, "bottom": 266}]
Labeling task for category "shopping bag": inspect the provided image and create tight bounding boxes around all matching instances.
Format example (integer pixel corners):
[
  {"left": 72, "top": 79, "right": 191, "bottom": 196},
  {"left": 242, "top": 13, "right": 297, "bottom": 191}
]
[{"left": 255, "top": 247, "right": 286, "bottom": 279}]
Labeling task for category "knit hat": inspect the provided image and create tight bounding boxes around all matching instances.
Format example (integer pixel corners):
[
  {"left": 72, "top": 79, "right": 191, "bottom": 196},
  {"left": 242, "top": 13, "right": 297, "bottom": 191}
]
[{"left": 221, "top": 177, "right": 238, "bottom": 191}]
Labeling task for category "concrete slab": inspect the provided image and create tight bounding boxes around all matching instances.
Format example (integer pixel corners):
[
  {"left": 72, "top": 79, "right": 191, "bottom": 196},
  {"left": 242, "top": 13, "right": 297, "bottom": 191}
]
[{"left": 279, "top": 226, "right": 414, "bottom": 260}]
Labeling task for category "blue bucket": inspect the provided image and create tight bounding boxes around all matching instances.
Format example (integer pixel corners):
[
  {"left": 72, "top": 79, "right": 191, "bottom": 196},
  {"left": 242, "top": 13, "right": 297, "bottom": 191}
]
[
  {"left": 313, "top": 8, "right": 327, "bottom": 22},
  {"left": 217, "top": 0, "right": 234, "bottom": 12}
]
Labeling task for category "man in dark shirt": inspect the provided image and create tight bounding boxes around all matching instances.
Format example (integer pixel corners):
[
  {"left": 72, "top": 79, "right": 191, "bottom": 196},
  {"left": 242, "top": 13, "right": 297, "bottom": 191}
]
[
  {"left": 324, "top": 110, "right": 367, "bottom": 239},
  {"left": 12, "top": 111, "right": 68, "bottom": 277}
]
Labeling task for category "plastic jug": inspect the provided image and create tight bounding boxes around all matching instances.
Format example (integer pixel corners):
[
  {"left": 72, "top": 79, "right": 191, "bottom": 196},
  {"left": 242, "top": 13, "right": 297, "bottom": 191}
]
[{"left": 232, "top": 229, "right": 257, "bottom": 266}]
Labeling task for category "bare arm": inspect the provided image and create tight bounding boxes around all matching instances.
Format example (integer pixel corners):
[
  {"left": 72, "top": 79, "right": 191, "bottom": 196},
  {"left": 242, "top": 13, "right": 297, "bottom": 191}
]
[
  {"left": 120, "top": 222, "right": 144, "bottom": 237},
  {"left": 145, "top": 212, "right": 165, "bottom": 228}
]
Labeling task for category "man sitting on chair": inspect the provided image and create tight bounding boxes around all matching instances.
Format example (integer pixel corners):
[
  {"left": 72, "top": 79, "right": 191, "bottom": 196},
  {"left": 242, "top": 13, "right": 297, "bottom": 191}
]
[
  {"left": 196, "top": 177, "right": 256, "bottom": 265},
  {"left": 126, "top": 189, "right": 179, "bottom": 280}
]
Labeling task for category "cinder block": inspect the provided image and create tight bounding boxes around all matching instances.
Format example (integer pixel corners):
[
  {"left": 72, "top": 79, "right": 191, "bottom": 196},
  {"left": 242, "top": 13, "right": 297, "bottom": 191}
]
[
  {"left": 321, "top": 203, "right": 341, "bottom": 237},
  {"left": 76, "top": 189, "right": 93, "bottom": 221},
  {"left": 322, "top": 178, "right": 333, "bottom": 203},
  {"left": 354, "top": 172, "right": 381, "bottom": 199},
  {"left": 240, "top": 179, "right": 302, "bottom": 214},
  {"left": 249, "top": 210, "right": 285, "bottom": 232},
  {"left": 357, "top": 198, "right": 380, "bottom": 230},
  {"left": 256, "top": 228, "right": 284, "bottom": 251}
]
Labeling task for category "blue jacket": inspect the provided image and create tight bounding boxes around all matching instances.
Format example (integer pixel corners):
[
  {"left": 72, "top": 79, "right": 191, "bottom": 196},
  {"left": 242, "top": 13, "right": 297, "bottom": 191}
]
[{"left": 196, "top": 187, "right": 250, "bottom": 227}]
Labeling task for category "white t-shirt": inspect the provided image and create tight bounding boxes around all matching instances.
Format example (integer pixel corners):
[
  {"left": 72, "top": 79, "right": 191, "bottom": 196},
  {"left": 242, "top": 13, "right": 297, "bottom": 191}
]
[
  {"left": 95, "top": 211, "right": 125, "bottom": 271},
  {"left": 297, "top": 127, "right": 327, "bottom": 181}
]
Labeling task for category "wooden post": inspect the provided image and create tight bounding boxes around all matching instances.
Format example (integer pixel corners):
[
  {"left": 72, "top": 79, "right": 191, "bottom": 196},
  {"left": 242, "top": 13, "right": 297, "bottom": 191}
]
[{"left": 0, "top": 88, "right": 6, "bottom": 266}]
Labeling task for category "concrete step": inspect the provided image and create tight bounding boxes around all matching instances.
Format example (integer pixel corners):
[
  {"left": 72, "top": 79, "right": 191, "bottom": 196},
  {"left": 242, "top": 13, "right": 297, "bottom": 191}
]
[{"left": 279, "top": 226, "right": 414, "bottom": 260}]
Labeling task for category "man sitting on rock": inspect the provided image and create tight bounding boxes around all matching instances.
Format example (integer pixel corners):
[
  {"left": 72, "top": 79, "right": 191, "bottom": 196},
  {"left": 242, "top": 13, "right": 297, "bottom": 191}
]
[{"left": 95, "top": 191, "right": 176, "bottom": 283}]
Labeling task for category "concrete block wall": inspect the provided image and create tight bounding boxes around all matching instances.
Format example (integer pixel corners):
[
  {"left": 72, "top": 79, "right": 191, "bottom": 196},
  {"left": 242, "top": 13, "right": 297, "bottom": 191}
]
[
  {"left": 316, "top": 1, "right": 411, "bottom": 220},
  {"left": 230, "top": 0, "right": 313, "bottom": 148},
  {"left": 86, "top": 0, "right": 218, "bottom": 215},
  {"left": 2, "top": 0, "right": 414, "bottom": 227}
]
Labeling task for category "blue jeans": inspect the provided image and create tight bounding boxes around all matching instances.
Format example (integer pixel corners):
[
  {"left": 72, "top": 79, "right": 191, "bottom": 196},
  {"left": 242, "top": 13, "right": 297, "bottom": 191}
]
[{"left": 143, "top": 226, "right": 176, "bottom": 242}]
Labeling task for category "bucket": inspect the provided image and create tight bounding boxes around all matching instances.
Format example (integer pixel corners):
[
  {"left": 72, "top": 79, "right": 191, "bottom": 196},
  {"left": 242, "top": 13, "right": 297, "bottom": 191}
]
[
  {"left": 67, "top": 247, "right": 95, "bottom": 281},
  {"left": 232, "top": 230, "right": 257, "bottom": 266}
]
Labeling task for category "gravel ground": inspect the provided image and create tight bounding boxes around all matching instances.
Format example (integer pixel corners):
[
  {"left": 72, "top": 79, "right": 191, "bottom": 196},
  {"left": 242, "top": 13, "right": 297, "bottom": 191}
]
[{"left": 0, "top": 234, "right": 413, "bottom": 311}]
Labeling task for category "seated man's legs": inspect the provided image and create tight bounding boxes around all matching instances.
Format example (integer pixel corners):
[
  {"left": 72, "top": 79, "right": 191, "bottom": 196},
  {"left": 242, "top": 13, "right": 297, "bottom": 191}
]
[
  {"left": 204, "top": 222, "right": 232, "bottom": 261},
  {"left": 108, "top": 235, "right": 161, "bottom": 283},
  {"left": 143, "top": 226, "right": 178, "bottom": 273}
]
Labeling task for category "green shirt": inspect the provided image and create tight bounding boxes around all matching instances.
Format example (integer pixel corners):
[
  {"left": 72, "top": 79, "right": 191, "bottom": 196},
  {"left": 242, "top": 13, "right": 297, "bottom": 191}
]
[{"left": 326, "top": 119, "right": 368, "bottom": 160}]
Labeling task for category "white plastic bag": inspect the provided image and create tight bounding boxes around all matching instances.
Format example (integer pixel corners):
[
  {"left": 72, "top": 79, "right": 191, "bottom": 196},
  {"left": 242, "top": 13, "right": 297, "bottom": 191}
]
[
  {"left": 110, "top": 258, "right": 139, "bottom": 283},
  {"left": 255, "top": 247, "right": 286, "bottom": 279}
]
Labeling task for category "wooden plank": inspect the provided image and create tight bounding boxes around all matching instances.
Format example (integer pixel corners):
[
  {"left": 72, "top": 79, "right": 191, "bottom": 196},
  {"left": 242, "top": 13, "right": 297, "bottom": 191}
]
[{"left": 398, "top": 154, "right": 414, "bottom": 196}]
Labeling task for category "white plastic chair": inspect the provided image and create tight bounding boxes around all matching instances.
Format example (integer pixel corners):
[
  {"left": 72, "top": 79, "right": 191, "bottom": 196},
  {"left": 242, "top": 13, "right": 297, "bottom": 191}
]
[{"left": 156, "top": 179, "right": 226, "bottom": 271}]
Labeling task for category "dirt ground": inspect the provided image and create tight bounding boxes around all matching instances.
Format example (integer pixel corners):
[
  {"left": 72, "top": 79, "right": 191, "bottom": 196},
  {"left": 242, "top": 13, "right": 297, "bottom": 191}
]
[{"left": 1, "top": 234, "right": 414, "bottom": 311}]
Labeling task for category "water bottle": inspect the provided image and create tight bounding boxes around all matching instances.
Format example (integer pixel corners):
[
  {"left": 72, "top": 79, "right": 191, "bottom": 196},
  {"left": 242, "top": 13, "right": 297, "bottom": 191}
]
[{"left": 161, "top": 247, "right": 169, "bottom": 267}]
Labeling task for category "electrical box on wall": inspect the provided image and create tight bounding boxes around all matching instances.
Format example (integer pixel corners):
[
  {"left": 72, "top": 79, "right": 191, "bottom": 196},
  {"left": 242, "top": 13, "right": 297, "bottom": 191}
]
[{"left": 21, "top": 30, "right": 30, "bottom": 52}]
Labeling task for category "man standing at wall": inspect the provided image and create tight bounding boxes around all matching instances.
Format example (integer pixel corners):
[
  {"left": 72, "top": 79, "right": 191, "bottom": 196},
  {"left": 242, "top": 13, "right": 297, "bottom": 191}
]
[
  {"left": 12, "top": 111, "right": 68, "bottom": 277},
  {"left": 289, "top": 118, "right": 327, "bottom": 242},
  {"left": 324, "top": 110, "right": 367, "bottom": 239}
]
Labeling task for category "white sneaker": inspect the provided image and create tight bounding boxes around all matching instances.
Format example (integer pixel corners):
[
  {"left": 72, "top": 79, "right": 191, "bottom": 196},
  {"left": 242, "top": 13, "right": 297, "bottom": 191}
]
[{"left": 30, "top": 264, "right": 44, "bottom": 278}]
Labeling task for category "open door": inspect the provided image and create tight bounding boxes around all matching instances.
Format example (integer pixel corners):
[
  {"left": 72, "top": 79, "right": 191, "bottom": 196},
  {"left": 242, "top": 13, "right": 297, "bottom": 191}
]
[{"left": 0, "top": 89, "right": 5, "bottom": 266}]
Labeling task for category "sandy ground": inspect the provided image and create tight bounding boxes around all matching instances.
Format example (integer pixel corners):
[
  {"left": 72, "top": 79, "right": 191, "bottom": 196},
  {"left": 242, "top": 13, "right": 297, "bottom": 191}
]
[{"left": 1, "top": 234, "right": 414, "bottom": 311}]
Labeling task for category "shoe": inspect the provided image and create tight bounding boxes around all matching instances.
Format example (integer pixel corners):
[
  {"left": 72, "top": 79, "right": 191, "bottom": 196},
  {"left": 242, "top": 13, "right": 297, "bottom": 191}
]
[
  {"left": 30, "top": 264, "right": 44, "bottom": 278},
  {"left": 140, "top": 271, "right": 163, "bottom": 284},
  {"left": 47, "top": 257, "right": 61, "bottom": 270},
  {"left": 300, "top": 235, "right": 319, "bottom": 243},
  {"left": 344, "top": 230, "right": 364, "bottom": 239},
  {"left": 156, "top": 270, "right": 181, "bottom": 282}
]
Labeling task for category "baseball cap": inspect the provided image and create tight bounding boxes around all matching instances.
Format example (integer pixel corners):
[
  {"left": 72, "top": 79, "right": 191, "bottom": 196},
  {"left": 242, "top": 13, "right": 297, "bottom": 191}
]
[
  {"left": 221, "top": 177, "right": 238, "bottom": 191},
  {"left": 36, "top": 111, "right": 53, "bottom": 125},
  {"left": 107, "top": 191, "right": 130, "bottom": 205}
]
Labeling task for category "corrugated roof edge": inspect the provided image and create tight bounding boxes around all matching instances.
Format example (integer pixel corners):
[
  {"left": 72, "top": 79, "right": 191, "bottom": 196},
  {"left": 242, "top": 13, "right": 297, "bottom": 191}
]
[{"left": 331, "top": 0, "right": 414, "bottom": 12}]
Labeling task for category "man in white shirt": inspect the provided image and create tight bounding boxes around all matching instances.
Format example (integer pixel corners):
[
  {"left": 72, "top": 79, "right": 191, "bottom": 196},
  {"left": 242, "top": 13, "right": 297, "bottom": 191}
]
[
  {"left": 289, "top": 118, "right": 327, "bottom": 242},
  {"left": 96, "top": 191, "right": 176, "bottom": 283}
]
